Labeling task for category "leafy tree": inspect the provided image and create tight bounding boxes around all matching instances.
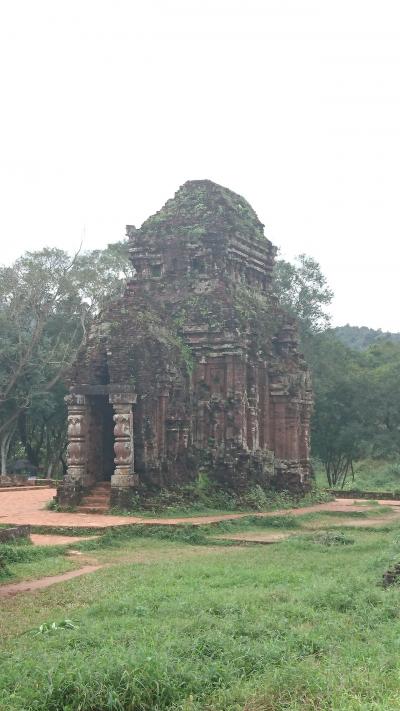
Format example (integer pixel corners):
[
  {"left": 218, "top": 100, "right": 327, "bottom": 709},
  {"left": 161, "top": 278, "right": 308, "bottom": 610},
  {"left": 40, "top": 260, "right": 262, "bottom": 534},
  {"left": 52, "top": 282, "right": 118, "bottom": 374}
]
[
  {"left": 0, "top": 241, "right": 132, "bottom": 475},
  {"left": 359, "top": 342, "right": 400, "bottom": 459},
  {"left": 0, "top": 248, "right": 86, "bottom": 472},
  {"left": 16, "top": 383, "right": 68, "bottom": 477},
  {"left": 273, "top": 253, "right": 333, "bottom": 338},
  {"left": 310, "top": 333, "right": 363, "bottom": 487},
  {"left": 311, "top": 334, "right": 400, "bottom": 487},
  {"left": 73, "top": 240, "right": 133, "bottom": 313}
]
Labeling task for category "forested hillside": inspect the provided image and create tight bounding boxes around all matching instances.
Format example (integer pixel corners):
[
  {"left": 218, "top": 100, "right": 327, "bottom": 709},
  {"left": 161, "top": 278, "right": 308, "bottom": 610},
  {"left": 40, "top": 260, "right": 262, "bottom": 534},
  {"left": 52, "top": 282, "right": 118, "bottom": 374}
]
[{"left": 332, "top": 324, "right": 400, "bottom": 350}]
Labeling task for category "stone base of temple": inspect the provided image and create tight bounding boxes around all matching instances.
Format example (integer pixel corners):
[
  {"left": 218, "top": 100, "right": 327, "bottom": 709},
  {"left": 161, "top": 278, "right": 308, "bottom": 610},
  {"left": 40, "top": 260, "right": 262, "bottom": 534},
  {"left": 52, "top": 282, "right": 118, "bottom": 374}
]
[
  {"left": 208, "top": 449, "right": 311, "bottom": 495},
  {"left": 57, "top": 479, "right": 84, "bottom": 507},
  {"left": 110, "top": 484, "right": 139, "bottom": 510},
  {"left": 57, "top": 456, "right": 312, "bottom": 510},
  {"left": 210, "top": 449, "right": 275, "bottom": 492},
  {"left": 271, "top": 459, "right": 313, "bottom": 493}
]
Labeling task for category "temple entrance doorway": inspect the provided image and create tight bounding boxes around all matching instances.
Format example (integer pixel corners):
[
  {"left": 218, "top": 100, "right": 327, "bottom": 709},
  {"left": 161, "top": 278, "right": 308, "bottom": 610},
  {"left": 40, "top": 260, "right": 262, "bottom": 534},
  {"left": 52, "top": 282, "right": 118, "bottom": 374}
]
[{"left": 87, "top": 395, "right": 115, "bottom": 483}]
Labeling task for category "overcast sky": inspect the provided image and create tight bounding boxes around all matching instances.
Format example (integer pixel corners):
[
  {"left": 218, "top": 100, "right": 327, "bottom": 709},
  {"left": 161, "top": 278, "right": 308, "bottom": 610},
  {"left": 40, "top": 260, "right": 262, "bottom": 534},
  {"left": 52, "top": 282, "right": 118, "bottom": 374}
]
[{"left": 1, "top": 1, "right": 399, "bottom": 330}]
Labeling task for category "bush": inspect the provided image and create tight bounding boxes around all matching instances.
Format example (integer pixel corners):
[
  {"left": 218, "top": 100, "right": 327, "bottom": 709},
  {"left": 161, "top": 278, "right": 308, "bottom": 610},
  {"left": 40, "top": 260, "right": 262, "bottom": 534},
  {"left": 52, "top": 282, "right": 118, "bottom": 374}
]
[
  {"left": 241, "top": 485, "right": 271, "bottom": 511},
  {"left": 310, "top": 530, "right": 354, "bottom": 547},
  {"left": 0, "top": 542, "right": 65, "bottom": 567}
]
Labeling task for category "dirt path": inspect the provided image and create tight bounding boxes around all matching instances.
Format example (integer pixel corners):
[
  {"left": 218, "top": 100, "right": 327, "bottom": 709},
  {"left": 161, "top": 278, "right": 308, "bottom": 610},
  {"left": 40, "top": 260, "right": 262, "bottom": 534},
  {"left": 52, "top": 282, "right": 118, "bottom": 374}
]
[
  {"left": 3, "top": 487, "right": 400, "bottom": 529},
  {"left": 30, "top": 533, "right": 98, "bottom": 546},
  {"left": 215, "top": 532, "right": 291, "bottom": 544},
  {"left": 0, "top": 565, "right": 103, "bottom": 597}
]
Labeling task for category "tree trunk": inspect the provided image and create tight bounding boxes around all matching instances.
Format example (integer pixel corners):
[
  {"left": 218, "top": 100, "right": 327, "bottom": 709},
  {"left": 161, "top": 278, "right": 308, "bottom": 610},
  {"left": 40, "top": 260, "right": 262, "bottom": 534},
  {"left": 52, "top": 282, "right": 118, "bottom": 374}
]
[{"left": 0, "top": 426, "right": 16, "bottom": 475}]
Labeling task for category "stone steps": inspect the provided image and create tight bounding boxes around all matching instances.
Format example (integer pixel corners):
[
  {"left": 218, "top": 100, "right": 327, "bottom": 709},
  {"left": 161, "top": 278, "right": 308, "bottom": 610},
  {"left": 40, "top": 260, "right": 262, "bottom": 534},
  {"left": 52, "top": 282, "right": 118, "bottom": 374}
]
[
  {"left": 76, "top": 481, "right": 111, "bottom": 514},
  {"left": 83, "top": 497, "right": 109, "bottom": 505},
  {"left": 76, "top": 505, "right": 110, "bottom": 514}
]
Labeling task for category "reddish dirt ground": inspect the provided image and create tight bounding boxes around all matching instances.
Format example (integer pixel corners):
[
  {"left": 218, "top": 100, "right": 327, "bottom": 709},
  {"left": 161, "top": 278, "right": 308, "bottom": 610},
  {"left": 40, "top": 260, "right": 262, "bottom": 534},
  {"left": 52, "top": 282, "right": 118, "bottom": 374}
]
[
  {"left": 30, "top": 533, "right": 98, "bottom": 546},
  {"left": 2, "top": 487, "right": 400, "bottom": 528},
  {"left": 0, "top": 565, "right": 103, "bottom": 597}
]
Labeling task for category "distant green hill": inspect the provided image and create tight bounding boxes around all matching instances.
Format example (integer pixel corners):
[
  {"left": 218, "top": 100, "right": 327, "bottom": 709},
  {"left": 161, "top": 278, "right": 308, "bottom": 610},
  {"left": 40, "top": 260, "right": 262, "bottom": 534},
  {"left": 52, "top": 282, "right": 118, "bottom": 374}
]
[{"left": 332, "top": 325, "right": 400, "bottom": 351}]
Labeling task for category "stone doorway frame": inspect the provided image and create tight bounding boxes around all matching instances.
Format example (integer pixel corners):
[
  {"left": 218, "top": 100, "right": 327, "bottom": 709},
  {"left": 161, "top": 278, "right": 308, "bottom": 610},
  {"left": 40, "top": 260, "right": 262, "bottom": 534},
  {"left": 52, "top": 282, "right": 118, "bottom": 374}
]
[{"left": 63, "top": 387, "right": 138, "bottom": 507}]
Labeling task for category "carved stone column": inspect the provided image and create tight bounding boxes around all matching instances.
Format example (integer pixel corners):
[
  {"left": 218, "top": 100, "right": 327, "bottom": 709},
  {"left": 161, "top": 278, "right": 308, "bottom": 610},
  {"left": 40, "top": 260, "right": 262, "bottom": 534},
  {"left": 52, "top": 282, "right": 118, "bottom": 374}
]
[
  {"left": 299, "top": 402, "right": 312, "bottom": 461},
  {"left": 66, "top": 394, "right": 88, "bottom": 485},
  {"left": 247, "top": 382, "right": 259, "bottom": 452},
  {"left": 109, "top": 392, "right": 138, "bottom": 507},
  {"left": 58, "top": 393, "right": 89, "bottom": 505}
]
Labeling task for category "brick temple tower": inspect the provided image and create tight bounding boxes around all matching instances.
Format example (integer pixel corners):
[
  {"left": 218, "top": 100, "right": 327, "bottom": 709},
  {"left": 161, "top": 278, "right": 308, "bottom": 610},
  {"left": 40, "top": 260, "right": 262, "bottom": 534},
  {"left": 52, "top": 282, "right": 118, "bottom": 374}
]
[{"left": 59, "top": 180, "right": 312, "bottom": 508}]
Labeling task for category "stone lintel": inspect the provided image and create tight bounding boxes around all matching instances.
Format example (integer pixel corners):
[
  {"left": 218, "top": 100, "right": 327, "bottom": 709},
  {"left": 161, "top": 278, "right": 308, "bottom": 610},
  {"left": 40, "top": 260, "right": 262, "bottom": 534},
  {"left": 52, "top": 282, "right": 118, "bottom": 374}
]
[
  {"left": 68, "top": 385, "right": 138, "bottom": 399},
  {"left": 109, "top": 392, "right": 137, "bottom": 405},
  {"left": 65, "top": 392, "right": 87, "bottom": 405}
]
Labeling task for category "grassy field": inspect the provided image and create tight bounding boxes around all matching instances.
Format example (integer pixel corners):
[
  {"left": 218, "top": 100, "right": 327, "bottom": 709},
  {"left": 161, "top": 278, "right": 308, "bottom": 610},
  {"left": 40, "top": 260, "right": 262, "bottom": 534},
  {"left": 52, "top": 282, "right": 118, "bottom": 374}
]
[
  {"left": 314, "top": 458, "right": 400, "bottom": 493},
  {"left": 2, "top": 514, "right": 400, "bottom": 710}
]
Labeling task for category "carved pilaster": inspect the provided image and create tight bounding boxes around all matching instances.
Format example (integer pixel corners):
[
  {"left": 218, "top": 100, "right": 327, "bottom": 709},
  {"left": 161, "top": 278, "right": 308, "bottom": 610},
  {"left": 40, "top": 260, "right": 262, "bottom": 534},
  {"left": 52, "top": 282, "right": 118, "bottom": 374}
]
[
  {"left": 286, "top": 401, "right": 300, "bottom": 460},
  {"left": 247, "top": 381, "right": 259, "bottom": 452},
  {"left": 299, "top": 401, "right": 312, "bottom": 461},
  {"left": 269, "top": 375, "right": 289, "bottom": 461},
  {"left": 65, "top": 394, "right": 89, "bottom": 486},
  {"left": 109, "top": 393, "right": 138, "bottom": 491}
]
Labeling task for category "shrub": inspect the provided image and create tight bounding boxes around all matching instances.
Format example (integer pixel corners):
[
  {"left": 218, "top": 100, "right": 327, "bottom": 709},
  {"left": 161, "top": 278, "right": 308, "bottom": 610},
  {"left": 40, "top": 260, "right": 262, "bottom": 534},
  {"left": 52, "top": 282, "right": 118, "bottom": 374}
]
[{"left": 310, "top": 530, "right": 354, "bottom": 547}]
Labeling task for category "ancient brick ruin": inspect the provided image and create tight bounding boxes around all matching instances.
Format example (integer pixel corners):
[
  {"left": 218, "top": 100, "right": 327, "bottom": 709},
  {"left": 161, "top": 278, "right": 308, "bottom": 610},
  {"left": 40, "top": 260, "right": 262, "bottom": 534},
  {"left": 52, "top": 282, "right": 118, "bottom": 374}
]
[{"left": 59, "top": 180, "right": 312, "bottom": 508}]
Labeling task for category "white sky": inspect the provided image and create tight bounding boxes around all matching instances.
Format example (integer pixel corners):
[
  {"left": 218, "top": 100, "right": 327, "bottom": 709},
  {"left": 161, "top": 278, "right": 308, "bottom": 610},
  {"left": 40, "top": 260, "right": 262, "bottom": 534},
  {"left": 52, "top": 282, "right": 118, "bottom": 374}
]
[{"left": 1, "top": 0, "right": 400, "bottom": 331}]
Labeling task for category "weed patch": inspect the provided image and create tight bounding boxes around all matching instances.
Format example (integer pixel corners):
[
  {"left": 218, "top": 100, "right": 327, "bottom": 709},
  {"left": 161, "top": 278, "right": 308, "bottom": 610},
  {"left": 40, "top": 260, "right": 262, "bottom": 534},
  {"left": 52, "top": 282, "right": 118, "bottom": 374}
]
[{"left": 301, "top": 530, "right": 355, "bottom": 547}]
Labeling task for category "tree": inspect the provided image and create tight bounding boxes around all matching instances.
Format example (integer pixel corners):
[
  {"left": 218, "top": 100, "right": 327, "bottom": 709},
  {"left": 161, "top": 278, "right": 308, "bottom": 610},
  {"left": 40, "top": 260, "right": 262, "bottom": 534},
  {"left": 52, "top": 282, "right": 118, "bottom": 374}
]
[
  {"left": 310, "top": 333, "right": 363, "bottom": 487},
  {"left": 311, "top": 333, "right": 400, "bottom": 487},
  {"left": 73, "top": 240, "right": 133, "bottom": 313},
  {"left": 0, "top": 240, "right": 133, "bottom": 475},
  {"left": 273, "top": 254, "right": 333, "bottom": 340},
  {"left": 0, "top": 248, "right": 87, "bottom": 472},
  {"left": 359, "top": 342, "right": 400, "bottom": 459},
  {"left": 16, "top": 383, "right": 68, "bottom": 477}
]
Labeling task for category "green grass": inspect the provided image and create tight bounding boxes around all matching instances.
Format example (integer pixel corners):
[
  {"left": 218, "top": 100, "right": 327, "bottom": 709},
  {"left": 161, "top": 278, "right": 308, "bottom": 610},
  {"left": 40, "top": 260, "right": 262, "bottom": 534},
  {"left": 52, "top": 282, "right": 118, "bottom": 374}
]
[
  {"left": 2, "top": 556, "right": 79, "bottom": 583},
  {"left": 2, "top": 525, "right": 400, "bottom": 709},
  {"left": 347, "top": 459, "right": 400, "bottom": 493},
  {"left": 315, "top": 458, "right": 400, "bottom": 494},
  {"left": 209, "top": 506, "right": 400, "bottom": 543},
  {"left": 0, "top": 541, "right": 81, "bottom": 582},
  {"left": 299, "top": 506, "right": 394, "bottom": 522},
  {"left": 110, "top": 504, "right": 245, "bottom": 518}
]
